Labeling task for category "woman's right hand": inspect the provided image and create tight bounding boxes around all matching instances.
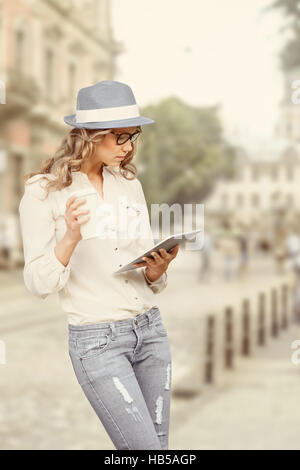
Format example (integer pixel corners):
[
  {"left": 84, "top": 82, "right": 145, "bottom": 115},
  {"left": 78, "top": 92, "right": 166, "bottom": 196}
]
[{"left": 65, "top": 195, "right": 91, "bottom": 243}]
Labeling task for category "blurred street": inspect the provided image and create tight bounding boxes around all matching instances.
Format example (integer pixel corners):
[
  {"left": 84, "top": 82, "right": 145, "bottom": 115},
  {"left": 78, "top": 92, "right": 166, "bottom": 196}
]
[
  {"left": 1, "top": 248, "right": 299, "bottom": 449},
  {"left": 1, "top": 0, "right": 300, "bottom": 452}
]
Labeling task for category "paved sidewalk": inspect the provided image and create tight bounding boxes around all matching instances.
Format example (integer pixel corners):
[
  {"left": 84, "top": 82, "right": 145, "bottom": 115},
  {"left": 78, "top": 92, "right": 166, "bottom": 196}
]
[{"left": 169, "top": 322, "right": 300, "bottom": 450}]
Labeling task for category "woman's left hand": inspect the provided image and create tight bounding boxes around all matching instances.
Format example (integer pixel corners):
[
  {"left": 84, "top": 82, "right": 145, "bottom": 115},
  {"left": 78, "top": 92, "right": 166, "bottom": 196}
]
[{"left": 133, "top": 245, "right": 180, "bottom": 282}]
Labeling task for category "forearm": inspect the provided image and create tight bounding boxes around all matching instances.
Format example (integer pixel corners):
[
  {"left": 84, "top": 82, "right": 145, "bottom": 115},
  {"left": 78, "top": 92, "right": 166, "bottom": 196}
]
[{"left": 54, "top": 233, "right": 78, "bottom": 267}]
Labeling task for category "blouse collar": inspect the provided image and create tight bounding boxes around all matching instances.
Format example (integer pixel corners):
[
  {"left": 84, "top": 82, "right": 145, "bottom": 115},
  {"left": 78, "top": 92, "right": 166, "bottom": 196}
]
[{"left": 72, "top": 165, "right": 119, "bottom": 180}]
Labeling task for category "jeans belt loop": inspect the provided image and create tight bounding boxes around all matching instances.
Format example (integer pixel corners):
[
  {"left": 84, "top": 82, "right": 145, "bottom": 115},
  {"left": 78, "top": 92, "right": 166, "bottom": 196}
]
[
  {"left": 146, "top": 311, "right": 152, "bottom": 327},
  {"left": 109, "top": 322, "right": 116, "bottom": 340}
]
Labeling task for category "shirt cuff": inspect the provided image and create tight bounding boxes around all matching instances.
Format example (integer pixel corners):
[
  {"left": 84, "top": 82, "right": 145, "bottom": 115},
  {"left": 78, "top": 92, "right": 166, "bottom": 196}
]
[
  {"left": 23, "top": 246, "right": 71, "bottom": 299},
  {"left": 38, "top": 245, "right": 71, "bottom": 283},
  {"left": 143, "top": 268, "right": 167, "bottom": 285}
]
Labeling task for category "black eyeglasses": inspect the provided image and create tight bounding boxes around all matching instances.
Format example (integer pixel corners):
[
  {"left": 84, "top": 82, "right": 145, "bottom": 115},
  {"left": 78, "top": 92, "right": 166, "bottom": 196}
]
[{"left": 110, "top": 131, "right": 141, "bottom": 145}]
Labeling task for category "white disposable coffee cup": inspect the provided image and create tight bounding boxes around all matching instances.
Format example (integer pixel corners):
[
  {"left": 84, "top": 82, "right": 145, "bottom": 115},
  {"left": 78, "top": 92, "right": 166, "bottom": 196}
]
[{"left": 70, "top": 189, "right": 99, "bottom": 240}]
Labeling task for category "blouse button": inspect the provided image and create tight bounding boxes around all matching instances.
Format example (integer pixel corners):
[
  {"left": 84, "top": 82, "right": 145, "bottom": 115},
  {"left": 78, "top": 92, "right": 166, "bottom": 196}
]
[
  {"left": 115, "top": 247, "right": 118, "bottom": 251},
  {"left": 125, "top": 280, "right": 128, "bottom": 283},
  {"left": 119, "top": 264, "right": 122, "bottom": 267}
]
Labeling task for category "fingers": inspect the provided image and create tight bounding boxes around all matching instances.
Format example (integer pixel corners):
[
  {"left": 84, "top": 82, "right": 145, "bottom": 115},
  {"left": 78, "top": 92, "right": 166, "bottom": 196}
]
[
  {"left": 65, "top": 196, "right": 91, "bottom": 231},
  {"left": 66, "top": 195, "right": 77, "bottom": 207},
  {"left": 133, "top": 253, "right": 159, "bottom": 268},
  {"left": 150, "top": 251, "right": 164, "bottom": 265},
  {"left": 141, "top": 252, "right": 163, "bottom": 267},
  {"left": 66, "top": 195, "right": 79, "bottom": 209},
  {"left": 66, "top": 196, "right": 87, "bottom": 211},
  {"left": 134, "top": 245, "right": 179, "bottom": 268},
  {"left": 73, "top": 208, "right": 90, "bottom": 218},
  {"left": 78, "top": 215, "right": 91, "bottom": 226},
  {"left": 158, "top": 248, "right": 168, "bottom": 259},
  {"left": 73, "top": 206, "right": 90, "bottom": 225},
  {"left": 170, "top": 244, "right": 180, "bottom": 257},
  {"left": 158, "top": 245, "right": 179, "bottom": 260},
  {"left": 66, "top": 197, "right": 89, "bottom": 218}
]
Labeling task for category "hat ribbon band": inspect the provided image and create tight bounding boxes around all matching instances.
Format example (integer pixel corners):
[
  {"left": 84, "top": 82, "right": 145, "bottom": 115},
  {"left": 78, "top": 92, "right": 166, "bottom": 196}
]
[{"left": 76, "top": 104, "right": 140, "bottom": 123}]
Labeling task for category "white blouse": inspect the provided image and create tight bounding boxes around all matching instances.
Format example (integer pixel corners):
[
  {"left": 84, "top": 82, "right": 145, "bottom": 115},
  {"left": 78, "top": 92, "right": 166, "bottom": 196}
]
[{"left": 18, "top": 166, "right": 168, "bottom": 325}]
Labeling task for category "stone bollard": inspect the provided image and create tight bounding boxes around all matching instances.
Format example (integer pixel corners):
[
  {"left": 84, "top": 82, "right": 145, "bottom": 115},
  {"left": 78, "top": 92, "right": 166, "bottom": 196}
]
[
  {"left": 257, "top": 292, "right": 266, "bottom": 346},
  {"left": 241, "top": 299, "right": 251, "bottom": 356},
  {"left": 224, "top": 306, "right": 234, "bottom": 369},
  {"left": 204, "top": 314, "right": 215, "bottom": 384},
  {"left": 281, "top": 283, "right": 288, "bottom": 330},
  {"left": 271, "top": 288, "right": 279, "bottom": 338},
  {"left": 171, "top": 275, "right": 295, "bottom": 398}
]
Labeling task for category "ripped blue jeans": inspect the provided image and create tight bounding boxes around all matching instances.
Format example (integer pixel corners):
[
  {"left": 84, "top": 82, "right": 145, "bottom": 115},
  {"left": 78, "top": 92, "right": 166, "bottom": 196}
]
[{"left": 68, "top": 306, "right": 172, "bottom": 450}]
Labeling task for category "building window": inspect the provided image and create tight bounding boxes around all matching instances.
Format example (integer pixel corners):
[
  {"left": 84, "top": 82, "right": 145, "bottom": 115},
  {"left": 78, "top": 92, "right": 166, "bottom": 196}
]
[
  {"left": 236, "top": 194, "right": 244, "bottom": 208},
  {"left": 68, "top": 62, "right": 76, "bottom": 99},
  {"left": 252, "top": 167, "right": 259, "bottom": 181},
  {"left": 287, "top": 166, "right": 294, "bottom": 181},
  {"left": 271, "top": 192, "right": 280, "bottom": 206},
  {"left": 286, "top": 122, "right": 292, "bottom": 138},
  {"left": 45, "top": 48, "right": 54, "bottom": 100},
  {"left": 15, "top": 29, "right": 25, "bottom": 73},
  {"left": 221, "top": 194, "right": 228, "bottom": 209},
  {"left": 286, "top": 194, "right": 294, "bottom": 206},
  {"left": 271, "top": 165, "right": 278, "bottom": 181},
  {"left": 93, "top": 61, "right": 103, "bottom": 83},
  {"left": 252, "top": 194, "right": 260, "bottom": 208}
]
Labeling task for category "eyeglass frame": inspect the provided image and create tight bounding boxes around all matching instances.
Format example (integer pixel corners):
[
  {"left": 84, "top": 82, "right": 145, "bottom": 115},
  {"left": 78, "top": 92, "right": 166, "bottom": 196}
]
[{"left": 109, "top": 130, "right": 141, "bottom": 145}]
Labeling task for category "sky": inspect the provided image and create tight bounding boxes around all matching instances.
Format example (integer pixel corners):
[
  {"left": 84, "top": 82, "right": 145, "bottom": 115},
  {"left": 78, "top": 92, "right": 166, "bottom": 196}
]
[{"left": 111, "top": 0, "right": 288, "bottom": 147}]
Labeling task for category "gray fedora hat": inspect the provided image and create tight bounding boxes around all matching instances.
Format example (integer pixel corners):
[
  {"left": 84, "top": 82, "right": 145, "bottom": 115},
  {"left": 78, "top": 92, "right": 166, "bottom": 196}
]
[{"left": 64, "top": 80, "right": 155, "bottom": 129}]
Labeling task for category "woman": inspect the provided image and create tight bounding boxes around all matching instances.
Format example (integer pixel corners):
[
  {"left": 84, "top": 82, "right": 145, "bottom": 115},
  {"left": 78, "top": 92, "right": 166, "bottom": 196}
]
[{"left": 19, "top": 80, "right": 179, "bottom": 450}]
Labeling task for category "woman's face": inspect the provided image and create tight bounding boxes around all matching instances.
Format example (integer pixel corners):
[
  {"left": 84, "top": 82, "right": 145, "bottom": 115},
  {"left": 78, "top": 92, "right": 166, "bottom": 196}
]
[{"left": 93, "top": 126, "right": 140, "bottom": 168}]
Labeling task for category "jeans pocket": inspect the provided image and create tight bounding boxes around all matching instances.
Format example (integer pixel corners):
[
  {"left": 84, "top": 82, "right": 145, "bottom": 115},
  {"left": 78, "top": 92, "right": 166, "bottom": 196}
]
[
  {"left": 153, "top": 318, "right": 168, "bottom": 337},
  {"left": 75, "top": 333, "right": 111, "bottom": 360}
]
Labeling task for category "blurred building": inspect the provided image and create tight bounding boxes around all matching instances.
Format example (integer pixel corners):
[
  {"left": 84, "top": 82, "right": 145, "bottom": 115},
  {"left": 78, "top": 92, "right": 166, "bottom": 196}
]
[
  {"left": 277, "top": 65, "right": 300, "bottom": 144},
  {"left": 204, "top": 145, "right": 300, "bottom": 221},
  {"left": 206, "top": 64, "right": 300, "bottom": 227},
  {"left": 0, "top": 0, "right": 123, "bottom": 266}
]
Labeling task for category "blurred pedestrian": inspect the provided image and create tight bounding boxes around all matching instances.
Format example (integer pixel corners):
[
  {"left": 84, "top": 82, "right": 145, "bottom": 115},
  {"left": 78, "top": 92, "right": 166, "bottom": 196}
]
[
  {"left": 0, "top": 217, "right": 11, "bottom": 269},
  {"left": 272, "top": 225, "right": 288, "bottom": 275},
  {"left": 217, "top": 220, "right": 238, "bottom": 281},
  {"left": 236, "top": 221, "right": 250, "bottom": 279},
  {"left": 285, "top": 222, "right": 300, "bottom": 323},
  {"left": 199, "top": 229, "right": 214, "bottom": 282}
]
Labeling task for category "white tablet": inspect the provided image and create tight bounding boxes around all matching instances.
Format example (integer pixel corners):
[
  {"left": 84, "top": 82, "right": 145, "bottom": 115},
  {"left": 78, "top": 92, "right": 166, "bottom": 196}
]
[{"left": 113, "top": 228, "right": 203, "bottom": 274}]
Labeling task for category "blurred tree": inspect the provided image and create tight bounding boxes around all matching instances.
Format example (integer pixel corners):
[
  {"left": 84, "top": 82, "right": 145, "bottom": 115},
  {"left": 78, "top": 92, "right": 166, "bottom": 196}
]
[
  {"left": 138, "top": 96, "right": 237, "bottom": 207},
  {"left": 264, "top": 0, "right": 300, "bottom": 70}
]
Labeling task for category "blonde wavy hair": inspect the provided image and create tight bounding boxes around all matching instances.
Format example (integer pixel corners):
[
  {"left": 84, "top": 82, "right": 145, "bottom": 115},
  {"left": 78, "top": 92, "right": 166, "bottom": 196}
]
[{"left": 24, "top": 126, "right": 142, "bottom": 199}]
